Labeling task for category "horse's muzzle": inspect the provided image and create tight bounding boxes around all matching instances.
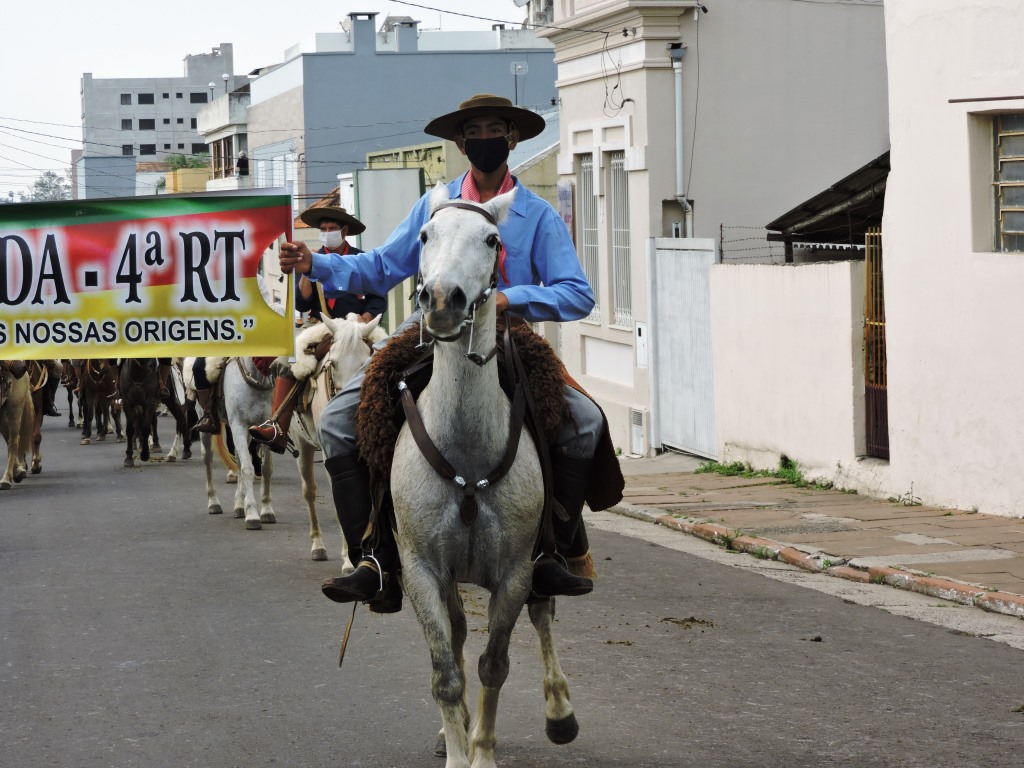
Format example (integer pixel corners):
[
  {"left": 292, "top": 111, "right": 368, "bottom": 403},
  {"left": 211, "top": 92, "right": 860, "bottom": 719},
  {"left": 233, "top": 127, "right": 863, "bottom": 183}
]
[{"left": 420, "top": 280, "right": 468, "bottom": 341}]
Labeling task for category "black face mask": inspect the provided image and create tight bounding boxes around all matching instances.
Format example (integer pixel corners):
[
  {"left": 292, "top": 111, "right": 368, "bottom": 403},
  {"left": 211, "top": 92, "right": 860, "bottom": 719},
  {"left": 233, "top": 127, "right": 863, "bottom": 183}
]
[{"left": 463, "top": 135, "right": 510, "bottom": 174}]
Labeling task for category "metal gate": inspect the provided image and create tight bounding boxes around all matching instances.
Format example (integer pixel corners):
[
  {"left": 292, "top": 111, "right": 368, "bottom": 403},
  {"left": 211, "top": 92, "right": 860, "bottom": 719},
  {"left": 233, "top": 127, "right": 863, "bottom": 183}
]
[
  {"left": 649, "top": 238, "right": 718, "bottom": 459},
  {"left": 864, "top": 227, "right": 889, "bottom": 459}
]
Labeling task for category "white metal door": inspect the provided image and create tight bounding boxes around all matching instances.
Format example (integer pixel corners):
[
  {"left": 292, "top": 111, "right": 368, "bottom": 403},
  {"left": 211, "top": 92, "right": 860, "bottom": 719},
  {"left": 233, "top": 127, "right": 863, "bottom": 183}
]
[{"left": 648, "top": 237, "right": 718, "bottom": 459}]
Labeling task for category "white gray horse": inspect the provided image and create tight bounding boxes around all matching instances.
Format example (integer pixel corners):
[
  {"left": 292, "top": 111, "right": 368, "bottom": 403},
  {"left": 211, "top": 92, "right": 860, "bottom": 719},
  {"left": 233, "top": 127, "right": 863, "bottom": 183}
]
[
  {"left": 288, "top": 313, "right": 386, "bottom": 560},
  {"left": 184, "top": 356, "right": 275, "bottom": 530},
  {"left": 390, "top": 185, "right": 577, "bottom": 768}
]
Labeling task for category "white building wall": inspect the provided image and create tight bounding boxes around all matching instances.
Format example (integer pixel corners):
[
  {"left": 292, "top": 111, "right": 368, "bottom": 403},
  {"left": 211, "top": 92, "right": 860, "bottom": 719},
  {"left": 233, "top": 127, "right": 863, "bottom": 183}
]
[
  {"left": 883, "top": 0, "right": 1024, "bottom": 516},
  {"left": 710, "top": 261, "right": 870, "bottom": 481}
]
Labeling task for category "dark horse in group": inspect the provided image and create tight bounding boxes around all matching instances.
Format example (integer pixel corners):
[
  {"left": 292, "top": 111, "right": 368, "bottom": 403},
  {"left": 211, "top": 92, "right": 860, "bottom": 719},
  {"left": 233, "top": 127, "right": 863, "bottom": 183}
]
[
  {"left": 79, "top": 359, "right": 120, "bottom": 445},
  {"left": 118, "top": 358, "right": 193, "bottom": 467}
]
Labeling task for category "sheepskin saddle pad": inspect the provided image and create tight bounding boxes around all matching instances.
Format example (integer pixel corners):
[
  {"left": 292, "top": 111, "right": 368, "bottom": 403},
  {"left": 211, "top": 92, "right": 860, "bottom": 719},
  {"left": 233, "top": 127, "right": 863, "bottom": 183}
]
[{"left": 355, "top": 321, "right": 573, "bottom": 485}]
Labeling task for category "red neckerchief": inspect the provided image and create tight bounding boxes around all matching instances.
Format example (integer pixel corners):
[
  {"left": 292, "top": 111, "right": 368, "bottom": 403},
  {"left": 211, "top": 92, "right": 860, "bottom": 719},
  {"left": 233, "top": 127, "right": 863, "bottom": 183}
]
[
  {"left": 317, "top": 241, "right": 363, "bottom": 303},
  {"left": 460, "top": 172, "right": 513, "bottom": 284}
]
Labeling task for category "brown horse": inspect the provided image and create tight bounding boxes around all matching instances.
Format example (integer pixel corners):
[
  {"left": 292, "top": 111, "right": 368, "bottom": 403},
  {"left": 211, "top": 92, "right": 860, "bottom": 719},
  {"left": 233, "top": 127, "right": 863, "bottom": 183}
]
[
  {"left": 0, "top": 361, "right": 34, "bottom": 489},
  {"left": 80, "top": 359, "right": 118, "bottom": 445},
  {"left": 25, "top": 361, "right": 54, "bottom": 475}
]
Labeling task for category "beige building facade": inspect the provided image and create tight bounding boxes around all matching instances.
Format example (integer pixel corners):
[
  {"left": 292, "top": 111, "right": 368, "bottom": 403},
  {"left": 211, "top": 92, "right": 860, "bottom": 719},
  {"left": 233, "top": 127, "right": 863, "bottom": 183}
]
[{"left": 540, "top": 0, "right": 889, "bottom": 456}]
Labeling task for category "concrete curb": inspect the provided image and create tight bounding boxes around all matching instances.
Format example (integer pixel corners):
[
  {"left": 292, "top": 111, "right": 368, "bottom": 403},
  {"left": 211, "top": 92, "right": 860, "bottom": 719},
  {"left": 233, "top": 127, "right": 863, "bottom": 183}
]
[{"left": 607, "top": 503, "right": 1024, "bottom": 622}]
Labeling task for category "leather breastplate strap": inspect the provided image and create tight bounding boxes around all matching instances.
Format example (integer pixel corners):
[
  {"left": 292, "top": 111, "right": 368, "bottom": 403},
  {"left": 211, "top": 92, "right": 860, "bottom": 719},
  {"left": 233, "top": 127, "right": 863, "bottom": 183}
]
[{"left": 398, "top": 333, "right": 528, "bottom": 526}]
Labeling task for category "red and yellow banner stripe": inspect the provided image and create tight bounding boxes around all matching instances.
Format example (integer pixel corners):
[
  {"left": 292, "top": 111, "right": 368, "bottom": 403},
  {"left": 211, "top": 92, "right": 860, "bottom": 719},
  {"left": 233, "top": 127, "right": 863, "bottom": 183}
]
[{"left": 0, "top": 190, "right": 294, "bottom": 359}]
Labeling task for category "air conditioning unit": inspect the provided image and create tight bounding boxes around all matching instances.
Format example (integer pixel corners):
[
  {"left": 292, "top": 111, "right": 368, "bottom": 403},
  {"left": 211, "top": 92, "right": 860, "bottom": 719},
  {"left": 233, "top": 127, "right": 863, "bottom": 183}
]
[{"left": 629, "top": 408, "right": 647, "bottom": 457}]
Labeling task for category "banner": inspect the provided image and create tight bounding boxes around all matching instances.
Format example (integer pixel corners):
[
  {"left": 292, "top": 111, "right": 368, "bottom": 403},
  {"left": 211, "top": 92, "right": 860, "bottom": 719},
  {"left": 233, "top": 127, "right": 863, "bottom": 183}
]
[{"left": 0, "top": 190, "right": 294, "bottom": 360}]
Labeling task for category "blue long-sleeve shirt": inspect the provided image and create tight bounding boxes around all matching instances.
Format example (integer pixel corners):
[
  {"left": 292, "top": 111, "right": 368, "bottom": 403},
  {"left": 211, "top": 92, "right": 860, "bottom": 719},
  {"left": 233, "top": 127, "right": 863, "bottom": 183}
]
[{"left": 308, "top": 174, "right": 595, "bottom": 324}]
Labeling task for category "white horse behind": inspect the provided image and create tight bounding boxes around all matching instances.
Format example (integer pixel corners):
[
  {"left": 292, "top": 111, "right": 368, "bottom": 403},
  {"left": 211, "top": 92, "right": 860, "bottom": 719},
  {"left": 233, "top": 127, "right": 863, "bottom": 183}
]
[
  {"left": 390, "top": 184, "right": 578, "bottom": 768},
  {"left": 289, "top": 313, "right": 386, "bottom": 560},
  {"left": 184, "top": 356, "right": 276, "bottom": 530}
]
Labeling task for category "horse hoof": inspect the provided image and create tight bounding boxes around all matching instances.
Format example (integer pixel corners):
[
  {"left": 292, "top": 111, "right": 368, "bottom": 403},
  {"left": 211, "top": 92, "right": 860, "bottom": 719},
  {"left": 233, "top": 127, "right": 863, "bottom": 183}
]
[
  {"left": 183, "top": 450, "right": 192, "bottom": 460},
  {"left": 545, "top": 713, "right": 579, "bottom": 745},
  {"left": 0, "top": 481, "right": 10, "bottom": 491},
  {"left": 434, "top": 733, "right": 446, "bottom": 757},
  {"left": 233, "top": 507, "right": 245, "bottom": 519},
  {"left": 165, "top": 454, "right": 176, "bottom": 463},
  {"left": 311, "top": 547, "right": 328, "bottom": 561},
  {"left": 116, "top": 436, "right": 125, "bottom": 443},
  {"left": 13, "top": 472, "right": 25, "bottom": 484},
  {"left": 208, "top": 504, "right": 223, "bottom": 515},
  {"left": 124, "top": 458, "right": 135, "bottom": 468},
  {"left": 245, "top": 519, "right": 262, "bottom": 530},
  {"left": 97, "top": 434, "right": 106, "bottom": 442},
  {"left": 80, "top": 438, "right": 90, "bottom": 445},
  {"left": 151, "top": 443, "right": 162, "bottom": 453},
  {"left": 31, "top": 465, "right": 41, "bottom": 475},
  {"left": 259, "top": 512, "right": 276, "bottom": 524},
  {"left": 66, "top": 420, "right": 75, "bottom": 429}
]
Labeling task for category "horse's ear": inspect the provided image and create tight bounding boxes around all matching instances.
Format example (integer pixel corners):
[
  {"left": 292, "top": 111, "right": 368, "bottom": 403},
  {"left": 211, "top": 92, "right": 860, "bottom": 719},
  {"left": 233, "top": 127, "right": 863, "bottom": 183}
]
[
  {"left": 429, "top": 182, "right": 450, "bottom": 215},
  {"left": 321, "top": 315, "right": 339, "bottom": 335},
  {"left": 484, "top": 186, "right": 516, "bottom": 225},
  {"left": 363, "top": 313, "right": 383, "bottom": 337}
]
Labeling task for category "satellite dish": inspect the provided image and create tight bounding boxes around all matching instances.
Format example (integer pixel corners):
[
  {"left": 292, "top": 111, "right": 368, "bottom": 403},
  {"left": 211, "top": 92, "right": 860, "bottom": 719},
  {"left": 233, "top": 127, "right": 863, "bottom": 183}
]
[{"left": 512, "top": 0, "right": 530, "bottom": 7}]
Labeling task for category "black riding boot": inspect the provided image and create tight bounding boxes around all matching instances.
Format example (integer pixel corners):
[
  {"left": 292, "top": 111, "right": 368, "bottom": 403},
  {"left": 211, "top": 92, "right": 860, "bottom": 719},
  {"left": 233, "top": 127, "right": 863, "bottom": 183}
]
[
  {"left": 532, "top": 454, "right": 595, "bottom": 599},
  {"left": 43, "top": 373, "right": 61, "bottom": 417},
  {"left": 320, "top": 454, "right": 401, "bottom": 613}
]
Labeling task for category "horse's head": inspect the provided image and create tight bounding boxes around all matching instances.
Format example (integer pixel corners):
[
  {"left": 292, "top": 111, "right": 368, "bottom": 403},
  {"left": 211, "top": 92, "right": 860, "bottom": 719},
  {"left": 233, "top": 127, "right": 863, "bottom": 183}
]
[
  {"left": 416, "top": 183, "right": 515, "bottom": 341},
  {"left": 319, "top": 314, "right": 386, "bottom": 388}
]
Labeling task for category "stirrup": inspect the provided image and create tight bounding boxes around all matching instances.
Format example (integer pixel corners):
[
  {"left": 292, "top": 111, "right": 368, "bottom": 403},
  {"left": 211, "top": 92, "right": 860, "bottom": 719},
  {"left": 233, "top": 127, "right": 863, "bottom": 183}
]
[
  {"left": 249, "top": 418, "right": 283, "bottom": 443},
  {"left": 360, "top": 552, "right": 386, "bottom": 598}
]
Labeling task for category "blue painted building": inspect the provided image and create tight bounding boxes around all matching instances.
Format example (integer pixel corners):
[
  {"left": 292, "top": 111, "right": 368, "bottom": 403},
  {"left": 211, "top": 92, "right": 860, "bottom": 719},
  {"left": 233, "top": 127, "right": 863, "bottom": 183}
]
[{"left": 245, "top": 12, "right": 557, "bottom": 209}]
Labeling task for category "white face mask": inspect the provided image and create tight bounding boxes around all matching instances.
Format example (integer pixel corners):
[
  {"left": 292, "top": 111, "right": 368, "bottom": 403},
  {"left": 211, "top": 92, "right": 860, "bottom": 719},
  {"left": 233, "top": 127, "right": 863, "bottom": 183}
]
[{"left": 320, "top": 230, "right": 344, "bottom": 250}]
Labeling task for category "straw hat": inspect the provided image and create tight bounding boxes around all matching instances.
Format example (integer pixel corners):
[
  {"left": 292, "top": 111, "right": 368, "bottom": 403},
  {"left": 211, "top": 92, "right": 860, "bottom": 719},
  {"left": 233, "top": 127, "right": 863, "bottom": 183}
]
[
  {"left": 298, "top": 206, "right": 366, "bottom": 235},
  {"left": 424, "top": 94, "right": 545, "bottom": 141}
]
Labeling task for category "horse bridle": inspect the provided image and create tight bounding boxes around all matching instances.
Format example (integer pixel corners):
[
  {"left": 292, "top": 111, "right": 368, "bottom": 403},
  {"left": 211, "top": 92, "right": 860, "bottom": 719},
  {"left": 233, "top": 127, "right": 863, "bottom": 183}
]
[{"left": 416, "top": 201, "right": 502, "bottom": 367}]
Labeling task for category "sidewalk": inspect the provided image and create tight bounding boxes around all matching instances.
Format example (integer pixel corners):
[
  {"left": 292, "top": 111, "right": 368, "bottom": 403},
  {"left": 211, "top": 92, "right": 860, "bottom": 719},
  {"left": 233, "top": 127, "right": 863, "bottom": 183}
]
[{"left": 612, "top": 452, "right": 1024, "bottom": 621}]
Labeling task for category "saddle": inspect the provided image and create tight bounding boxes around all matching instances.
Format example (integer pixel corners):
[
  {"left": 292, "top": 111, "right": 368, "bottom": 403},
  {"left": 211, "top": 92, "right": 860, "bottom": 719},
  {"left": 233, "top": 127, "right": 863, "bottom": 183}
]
[{"left": 355, "top": 319, "right": 624, "bottom": 541}]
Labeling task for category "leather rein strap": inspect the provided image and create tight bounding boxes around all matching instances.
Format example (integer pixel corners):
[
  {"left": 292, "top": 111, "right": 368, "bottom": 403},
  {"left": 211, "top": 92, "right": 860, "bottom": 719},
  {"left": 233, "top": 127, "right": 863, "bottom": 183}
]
[{"left": 397, "top": 331, "right": 528, "bottom": 527}]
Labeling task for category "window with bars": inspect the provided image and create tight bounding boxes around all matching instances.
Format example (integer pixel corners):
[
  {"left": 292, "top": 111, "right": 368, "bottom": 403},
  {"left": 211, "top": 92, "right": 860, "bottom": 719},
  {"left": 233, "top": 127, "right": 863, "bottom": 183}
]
[
  {"left": 576, "top": 154, "right": 600, "bottom": 322},
  {"left": 608, "top": 150, "right": 632, "bottom": 328},
  {"left": 995, "top": 113, "right": 1024, "bottom": 252}
]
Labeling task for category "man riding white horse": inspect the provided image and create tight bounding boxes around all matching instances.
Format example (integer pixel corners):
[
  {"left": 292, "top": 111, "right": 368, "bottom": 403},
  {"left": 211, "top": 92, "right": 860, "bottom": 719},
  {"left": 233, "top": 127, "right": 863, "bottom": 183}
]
[{"left": 266, "top": 94, "right": 618, "bottom": 610}]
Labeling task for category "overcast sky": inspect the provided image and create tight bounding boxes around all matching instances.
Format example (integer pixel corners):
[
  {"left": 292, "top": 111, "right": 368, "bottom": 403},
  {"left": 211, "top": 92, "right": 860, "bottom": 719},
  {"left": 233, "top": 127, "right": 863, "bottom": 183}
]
[{"left": 0, "top": 0, "right": 528, "bottom": 199}]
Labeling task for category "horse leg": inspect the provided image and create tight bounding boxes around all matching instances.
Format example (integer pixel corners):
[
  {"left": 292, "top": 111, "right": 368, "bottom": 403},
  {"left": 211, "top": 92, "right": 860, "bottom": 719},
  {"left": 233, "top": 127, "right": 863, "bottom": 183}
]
[
  {"left": 123, "top": 414, "right": 136, "bottom": 468},
  {"left": 527, "top": 599, "right": 579, "bottom": 745},
  {"left": 65, "top": 387, "right": 75, "bottom": 428},
  {"left": 31, "top": 410, "right": 42, "bottom": 475},
  {"left": 258, "top": 448, "right": 275, "bottom": 525},
  {"left": 139, "top": 406, "right": 154, "bottom": 463},
  {"left": 0, "top": 410, "right": 14, "bottom": 490},
  {"left": 200, "top": 432, "right": 223, "bottom": 515},
  {"left": 80, "top": 397, "right": 92, "bottom": 445},
  {"left": 466, "top": 582, "right": 528, "bottom": 768},
  {"left": 15, "top": 401, "right": 33, "bottom": 483},
  {"left": 113, "top": 408, "right": 124, "bottom": 442},
  {"left": 228, "top": 425, "right": 260, "bottom": 528},
  {"left": 94, "top": 399, "right": 106, "bottom": 442},
  {"left": 435, "top": 586, "right": 472, "bottom": 758},
  {"left": 296, "top": 441, "right": 326, "bottom": 559},
  {"left": 404, "top": 559, "right": 470, "bottom": 768},
  {"left": 150, "top": 414, "right": 161, "bottom": 453}
]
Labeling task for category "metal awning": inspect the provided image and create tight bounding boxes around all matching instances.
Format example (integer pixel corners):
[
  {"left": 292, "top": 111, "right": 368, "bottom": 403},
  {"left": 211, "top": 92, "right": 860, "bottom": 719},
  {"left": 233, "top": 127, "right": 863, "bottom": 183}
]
[{"left": 766, "top": 151, "right": 890, "bottom": 247}]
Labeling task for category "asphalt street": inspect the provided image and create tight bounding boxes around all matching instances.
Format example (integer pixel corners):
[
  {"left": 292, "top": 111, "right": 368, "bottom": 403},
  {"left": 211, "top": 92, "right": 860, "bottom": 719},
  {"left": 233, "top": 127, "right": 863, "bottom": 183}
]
[{"left": 2, "top": 419, "right": 1023, "bottom": 768}]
